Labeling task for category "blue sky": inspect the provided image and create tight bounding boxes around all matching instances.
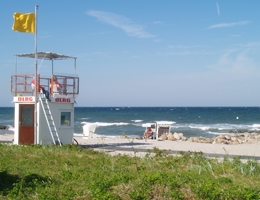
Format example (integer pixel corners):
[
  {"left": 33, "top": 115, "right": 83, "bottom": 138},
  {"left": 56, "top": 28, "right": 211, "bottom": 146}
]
[{"left": 1, "top": 0, "right": 260, "bottom": 107}]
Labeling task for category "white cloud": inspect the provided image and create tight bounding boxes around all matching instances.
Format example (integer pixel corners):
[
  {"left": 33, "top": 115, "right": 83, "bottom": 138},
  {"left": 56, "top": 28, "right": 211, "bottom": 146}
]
[
  {"left": 207, "top": 21, "right": 251, "bottom": 29},
  {"left": 216, "top": 2, "right": 220, "bottom": 16},
  {"left": 86, "top": 10, "right": 156, "bottom": 39},
  {"left": 208, "top": 49, "right": 259, "bottom": 77}
]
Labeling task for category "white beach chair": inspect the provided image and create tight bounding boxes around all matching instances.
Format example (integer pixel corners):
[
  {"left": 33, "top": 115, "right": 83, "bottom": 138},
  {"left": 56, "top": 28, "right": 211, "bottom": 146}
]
[
  {"left": 83, "top": 123, "right": 97, "bottom": 139},
  {"left": 156, "top": 123, "right": 171, "bottom": 140}
]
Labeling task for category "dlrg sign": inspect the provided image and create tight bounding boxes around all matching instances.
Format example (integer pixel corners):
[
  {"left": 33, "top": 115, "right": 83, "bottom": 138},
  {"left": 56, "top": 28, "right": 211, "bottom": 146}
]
[
  {"left": 55, "top": 98, "right": 71, "bottom": 103},
  {"left": 18, "top": 97, "right": 33, "bottom": 102}
]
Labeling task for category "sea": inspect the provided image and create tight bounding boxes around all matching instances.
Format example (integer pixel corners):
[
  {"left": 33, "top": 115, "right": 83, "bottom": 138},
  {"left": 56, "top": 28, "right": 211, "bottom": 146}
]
[{"left": 1, "top": 107, "right": 260, "bottom": 138}]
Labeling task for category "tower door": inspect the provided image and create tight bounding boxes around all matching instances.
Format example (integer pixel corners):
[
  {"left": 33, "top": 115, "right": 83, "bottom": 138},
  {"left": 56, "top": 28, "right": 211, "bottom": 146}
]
[{"left": 19, "top": 104, "right": 34, "bottom": 144}]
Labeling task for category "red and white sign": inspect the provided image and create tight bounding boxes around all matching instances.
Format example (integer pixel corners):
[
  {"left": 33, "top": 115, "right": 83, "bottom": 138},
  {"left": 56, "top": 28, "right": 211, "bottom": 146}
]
[
  {"left": 17, "top": 97, "right": 34, "bottom": 102},
  {"left": 55, "top": 98, "right": 71, "bottom": 103}
]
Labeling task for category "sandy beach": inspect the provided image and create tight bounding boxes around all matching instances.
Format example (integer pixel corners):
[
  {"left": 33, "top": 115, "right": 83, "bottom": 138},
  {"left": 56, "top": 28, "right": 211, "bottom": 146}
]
[
  {"left": 75, "top": 136, "right": 260, "bottom": 159},
  {"left": 1, "top": 133, "right": 260, "bottom": 160}
]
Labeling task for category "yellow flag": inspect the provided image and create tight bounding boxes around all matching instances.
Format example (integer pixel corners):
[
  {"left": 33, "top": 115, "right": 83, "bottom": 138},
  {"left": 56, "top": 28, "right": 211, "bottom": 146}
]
[{"left": 12, "top": 12, "right": 35, "bottom": 33}]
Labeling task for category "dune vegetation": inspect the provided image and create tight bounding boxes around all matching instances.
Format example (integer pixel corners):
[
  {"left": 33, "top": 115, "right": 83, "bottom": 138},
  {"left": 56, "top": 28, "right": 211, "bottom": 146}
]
[{"left": 0, "top": 143, "right": 260, "bottom": 199}]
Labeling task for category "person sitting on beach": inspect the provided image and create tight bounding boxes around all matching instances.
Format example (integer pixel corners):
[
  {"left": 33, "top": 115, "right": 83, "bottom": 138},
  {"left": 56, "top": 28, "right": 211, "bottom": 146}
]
[
  {"left": 31, "top": 78, "right": 50, "bottom": 101},
  {"left": 143, "top": 127, "right": 153, "bottom": 139}
]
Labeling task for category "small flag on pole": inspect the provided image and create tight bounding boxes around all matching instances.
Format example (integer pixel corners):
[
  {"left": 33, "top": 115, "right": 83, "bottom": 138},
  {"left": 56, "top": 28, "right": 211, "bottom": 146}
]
[{"left": 12, "top": 12, "right": 35, "bottom": 33}]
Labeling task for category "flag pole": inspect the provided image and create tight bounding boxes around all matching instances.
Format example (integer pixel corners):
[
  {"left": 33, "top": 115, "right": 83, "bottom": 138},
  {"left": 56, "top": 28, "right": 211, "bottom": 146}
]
[{"left": 34, "top": 5, "right": 38, "bottom": 144}]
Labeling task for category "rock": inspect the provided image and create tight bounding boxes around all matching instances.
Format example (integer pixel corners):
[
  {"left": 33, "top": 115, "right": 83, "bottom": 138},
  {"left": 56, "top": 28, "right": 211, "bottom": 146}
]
[
  {"left": 226, "top": 140, "right": 231, "bottom": 144},
  {"left": 237, "top": 139, "right": 243, "bottom": 144},
  {"left": 216, "top": 139, "right": 226, "bottom": 144},
  {"left": 159, "top": 134, "right": 167, "bottom": 140},
  {"left": 231, "top": 141, "right": 240, "bottom": 145},
  {"left": 167, "top": 133, "right": 175, "bottom": 141},
  {"left": 216, "top": 140, "right": 222, "bottom": 144},
  {"left": 198, "top": 137, "right": 207, "bottom": 141},
  {"left": 193, "top": 137, "right": 200, "bottom": 143},
  {"left": 217, "top": 135, "right": 226, "bottom": 139},
  {"left": 0, "top": 125, "right": 8, "bottom": 130},
  {"left": 206, "top": 138, "right": 214, "bottom": 143},
  {"left": 225, "top": 135, "right": 231, "bottom": 140},
  {"left": 173, "top": 132, "right": 181, "bottom": 140},
  {"left": 244, "top": 132, "right": 251, "bottom": 138},
  {"left": 156, "top": 131, "right": 260, "bottom": 145},
  {"left": 178, "top": 133, "right": 184, "bottom": 139}
]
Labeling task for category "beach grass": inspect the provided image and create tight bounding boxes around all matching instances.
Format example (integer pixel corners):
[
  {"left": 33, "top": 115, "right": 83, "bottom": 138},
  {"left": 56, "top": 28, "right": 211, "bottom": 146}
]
[{"left": 0, "top": 144, "right": 260, "bottom": 199}]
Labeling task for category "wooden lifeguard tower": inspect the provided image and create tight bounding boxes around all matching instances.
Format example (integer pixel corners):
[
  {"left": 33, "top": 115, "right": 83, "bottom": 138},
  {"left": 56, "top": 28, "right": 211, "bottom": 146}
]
[{"left": 11, "top": 52, "right": 79, "bottom": 145}]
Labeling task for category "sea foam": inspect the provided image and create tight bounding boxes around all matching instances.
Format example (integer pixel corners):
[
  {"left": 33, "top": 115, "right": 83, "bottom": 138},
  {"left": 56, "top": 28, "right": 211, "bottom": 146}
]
[
  {"left": 156, "top": 121, "right": 176, "bottom": 125},
  {"left": 131, "top": 120, "right": 143, "bottom": 123},
  {"left": 81, "top": 122, "right": 129, "bottom": 127}
]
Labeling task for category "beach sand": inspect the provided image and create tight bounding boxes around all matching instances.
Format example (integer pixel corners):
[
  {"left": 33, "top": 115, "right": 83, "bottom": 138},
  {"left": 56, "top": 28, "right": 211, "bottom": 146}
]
[
  {"left": 74, "top": 136, "right": 260, "bottom": 160},
  {"left": 1, "top": 133, "right": 260, "bottom": 160}
]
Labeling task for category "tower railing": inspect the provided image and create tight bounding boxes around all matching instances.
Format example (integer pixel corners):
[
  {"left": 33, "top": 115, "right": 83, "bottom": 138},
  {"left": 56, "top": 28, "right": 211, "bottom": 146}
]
[{"left": 11, "top": 74, "right": 79, "bottom": 99}]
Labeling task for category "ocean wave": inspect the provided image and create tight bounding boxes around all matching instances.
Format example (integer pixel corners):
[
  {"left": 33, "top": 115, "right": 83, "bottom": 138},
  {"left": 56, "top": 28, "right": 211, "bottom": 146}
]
[
  {"left": 131, "top": 120, "right": 143, "bottom": 123},
  {"left": 79, "top": 118, "right": 89, "bottom": 120},
  {"left": 252, "top": 124, "right": 260, "bottom": 128},
  {"left": 133, "top": 123, "right": 144, "bottom": 127},
  {"left": 81, "top": 122, "right": 129, "bottom": 127},
  {"left": 171, "top": 123, "right": 260, "bottom": 132},
  {"left": 8, "top": 126, "right": 15, "bottom": 132},
  {"left": 189, "top": 125, "right": 211, "bottom": 130},
  {"left": 156, "top": 121, "right": 176, "bottom": 125},
  {"left": 96, "top": 122, "right": 129, "bottom": 127},
  {"left": 207, "top": 131, "right": 229, "bottom": 135}
]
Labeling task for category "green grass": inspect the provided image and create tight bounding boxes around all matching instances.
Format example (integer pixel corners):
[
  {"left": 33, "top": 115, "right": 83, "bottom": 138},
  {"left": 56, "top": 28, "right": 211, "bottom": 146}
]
[{"left": 0, "top": 144, "right": 260, "bottom": 199}]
